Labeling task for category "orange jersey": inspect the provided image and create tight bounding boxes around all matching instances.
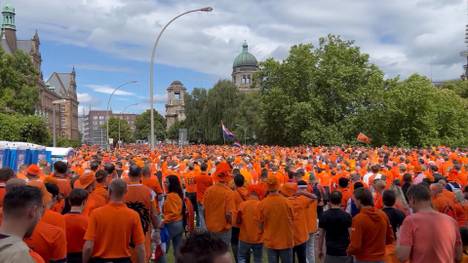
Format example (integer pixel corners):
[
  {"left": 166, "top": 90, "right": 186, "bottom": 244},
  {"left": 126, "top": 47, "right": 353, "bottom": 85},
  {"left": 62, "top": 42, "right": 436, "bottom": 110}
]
[
  {"left": 258, "top": 193, "right": 294, "bottom": 250},
  {"left": 64, "top": 212, "right": 88, "bottom": 253},
  {"left": 84, "top": 202, "right": 145, "bottom": 259},
  {"left": 238, "top": 199, "right": 262, "bottom": 244},
  {"left": 203, "top": 183, "right": 235, "bottom": 233},
  {"left": 25, "top": 221, "right": 67, "bottom": 262}
]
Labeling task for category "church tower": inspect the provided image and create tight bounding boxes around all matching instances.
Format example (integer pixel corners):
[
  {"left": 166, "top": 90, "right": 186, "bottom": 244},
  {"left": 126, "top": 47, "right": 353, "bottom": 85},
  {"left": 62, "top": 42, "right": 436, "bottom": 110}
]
[
  {"left": 1, "top": 3, "right": 17, "bottom": 51},
  {"left": 165, "top": 81, "right": 187, "bottom": 129},
  {"left": 232, "top": 41, "right": 259, "bottom": 92}
]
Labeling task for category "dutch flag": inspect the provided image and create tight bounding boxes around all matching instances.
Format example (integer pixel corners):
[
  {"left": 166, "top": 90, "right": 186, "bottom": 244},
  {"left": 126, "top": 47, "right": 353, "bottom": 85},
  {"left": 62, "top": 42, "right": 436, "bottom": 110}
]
[{"left": 221, "top": 122, "right": 236, "bottom": 141}]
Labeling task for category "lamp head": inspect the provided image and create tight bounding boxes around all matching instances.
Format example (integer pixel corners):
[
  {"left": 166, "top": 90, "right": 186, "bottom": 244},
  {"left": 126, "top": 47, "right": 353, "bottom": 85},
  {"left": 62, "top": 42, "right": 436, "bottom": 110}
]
[{"left": 200, "top": 7, "right": 213, "bottom": 12}]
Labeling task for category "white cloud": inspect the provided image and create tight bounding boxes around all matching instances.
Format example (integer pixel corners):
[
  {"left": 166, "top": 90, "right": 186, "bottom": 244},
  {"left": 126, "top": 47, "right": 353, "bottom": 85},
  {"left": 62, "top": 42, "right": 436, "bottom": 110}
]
[
  {"left": 73, "top": 63, "right": 134, "bottom": 73},
  {"left": 85, "top": 84, "right": 135, "bottom": 96},
  {"left": 77, "top": 92, "right": 93, "bottom": 103},
  {"left": 11, "top": 0, "right": 467, "bottom": 80}
]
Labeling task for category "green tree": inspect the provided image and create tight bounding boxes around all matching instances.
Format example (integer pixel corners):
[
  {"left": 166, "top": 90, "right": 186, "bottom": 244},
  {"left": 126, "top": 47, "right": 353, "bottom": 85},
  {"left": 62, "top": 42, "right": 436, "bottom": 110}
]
[
  {"left": 134, "top": 109, "right": 166, "bottom": 141},
  {"left": 184, "top": 80, "right": 241, "bottom": 144},
  {"left": 56, "top": 137, "right": 81, "bottom": 148},
  {"left": 167, "top": 120, "right": 185, "bottom": 140},
  {"left": 0, "top": 113, "right": 50, "bottom": 145},
  {"left": 102, "top": 117, "right": 134, "bottom": 144},
  {"left": 440, "top": 80, "right": 468, "bottom": 99},
  {"left": 257, "top": 35, "right": 384, "bottom": 145},
  {"left": 0, "top": 49, "right": 39, "bottom": 115}
]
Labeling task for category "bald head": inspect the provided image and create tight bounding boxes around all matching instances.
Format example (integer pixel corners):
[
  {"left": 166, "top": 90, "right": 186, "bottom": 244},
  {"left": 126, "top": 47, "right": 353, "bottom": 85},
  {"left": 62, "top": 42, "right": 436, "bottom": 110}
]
[
  {"left": 430, "top": 183, "right": 443, "bottom": 196},
  {"left": 108, "top": 178, "right": 127, "bottom": 200}
]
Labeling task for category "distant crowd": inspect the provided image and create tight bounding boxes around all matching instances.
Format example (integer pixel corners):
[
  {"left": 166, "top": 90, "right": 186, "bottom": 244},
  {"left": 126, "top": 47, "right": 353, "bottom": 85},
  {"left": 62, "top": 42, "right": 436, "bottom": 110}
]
[{"left": 0, "top": 144, "right": 467, "bottom": 263}]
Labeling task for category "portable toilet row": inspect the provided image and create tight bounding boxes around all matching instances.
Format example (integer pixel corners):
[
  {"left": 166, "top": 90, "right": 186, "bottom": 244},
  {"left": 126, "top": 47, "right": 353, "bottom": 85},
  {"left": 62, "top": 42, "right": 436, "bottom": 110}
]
[{"left": 0, "top": 141, "right": 51, "bottom": 172}]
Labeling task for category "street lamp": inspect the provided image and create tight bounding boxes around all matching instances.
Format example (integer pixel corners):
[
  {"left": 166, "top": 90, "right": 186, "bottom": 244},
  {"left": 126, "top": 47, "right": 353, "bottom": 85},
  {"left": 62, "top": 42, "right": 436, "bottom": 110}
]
[
  {"left": 118, "top": 103, "right": 140, "bottom": 146},
  {"left": 52, "top": 99, "right": 67, "bottom": 147},
  {"left": 105, "top": 80, "right": 138, "bottom": 150},
  {"left": 149, "top": 6, "right": 213, "bottom": 150}
]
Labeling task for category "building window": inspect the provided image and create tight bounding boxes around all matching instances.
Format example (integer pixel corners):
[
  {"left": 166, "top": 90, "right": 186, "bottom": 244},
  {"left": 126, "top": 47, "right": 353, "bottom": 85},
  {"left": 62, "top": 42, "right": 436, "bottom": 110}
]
[
  {"left": 99, "top": 116, "right": 105, "bottom": 120},
  {"left": 175, "top": 92, "right": 181, "bottom": 100},
  {"left": 93, "top": 116, "right": 98, "bottom": 120}
]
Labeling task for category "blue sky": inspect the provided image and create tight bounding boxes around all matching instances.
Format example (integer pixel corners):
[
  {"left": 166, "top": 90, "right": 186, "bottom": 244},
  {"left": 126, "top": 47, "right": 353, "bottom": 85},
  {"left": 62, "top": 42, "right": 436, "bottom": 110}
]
[{"left": 6, "top": 0, "right": 467, "bottom": 115}]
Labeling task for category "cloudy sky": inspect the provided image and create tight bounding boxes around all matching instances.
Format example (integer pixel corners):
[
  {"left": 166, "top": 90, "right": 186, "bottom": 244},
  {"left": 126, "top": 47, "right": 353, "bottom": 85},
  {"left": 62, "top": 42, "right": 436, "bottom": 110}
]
[{"left": 7, "top": 0, "right": 467, "bottom": 114}]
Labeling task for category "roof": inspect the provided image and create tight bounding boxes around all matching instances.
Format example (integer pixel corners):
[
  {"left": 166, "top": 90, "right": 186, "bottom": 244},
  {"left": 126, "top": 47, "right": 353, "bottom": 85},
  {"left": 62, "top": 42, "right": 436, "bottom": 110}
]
[
  {"left": 16, "top": 40, "right": 33, "bottom": 53},
  {"left": 233, "top": 41, "right": 257, "bottom": 68},
  {"left": 45, "top": 72, "right": 76, "bottom": 100},
  {"left": 167, "top": 80, "right": 187, "bottom": 91}
]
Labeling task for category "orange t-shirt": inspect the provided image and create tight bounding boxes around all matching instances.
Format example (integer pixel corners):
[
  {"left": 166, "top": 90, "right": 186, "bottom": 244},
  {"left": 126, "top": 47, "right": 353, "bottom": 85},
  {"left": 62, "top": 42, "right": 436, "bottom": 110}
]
[
  {"left": 24, "top": 221, "right": 67, "bottom": 262},
  {"left": 287, "top": 195, "right": 312, "bottom": 245},
  {"left": 142, "top": 176, "right": 163, "bottom": 195},
  {"left": 258, "top": 193, "right": 294, "bottom": 250},
  {"left": 84, "top": 202, "right": 145, "bottom": 259},
  {"left": 184, "top": 170, "right": 198, "bottom": 193},
  {"left": 163, "top": 192, "right": 183, "bottom": 223},
  {"left": 238, "top": 199, "right": 262, "bottom": 244},
  {"left": 64, "top": 212, "right": 88, "bottom": 253},
  {"left": 203, "top": 183, "right": 235, "bottom": 233},
  {"left": 195, "top": 173, "right": 213, "bottom": 203},
  {"left": 53, "top": 177, "right": 72, "bottom": 197},
  {"left": 42, "top": 209, "right": 66, "bottom": 237},
  {"left": 82, "top": 188, "right": 108, "bottom": 217}
]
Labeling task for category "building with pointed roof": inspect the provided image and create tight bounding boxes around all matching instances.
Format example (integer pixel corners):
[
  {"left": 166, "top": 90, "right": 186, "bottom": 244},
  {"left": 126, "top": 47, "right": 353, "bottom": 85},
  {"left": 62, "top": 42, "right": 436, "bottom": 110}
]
[
  {"left": 1, "top": 4, "right": 79, "bottom": 141},
  {"left": 232, "top": 41, "right": 259, "bottom": 92}
]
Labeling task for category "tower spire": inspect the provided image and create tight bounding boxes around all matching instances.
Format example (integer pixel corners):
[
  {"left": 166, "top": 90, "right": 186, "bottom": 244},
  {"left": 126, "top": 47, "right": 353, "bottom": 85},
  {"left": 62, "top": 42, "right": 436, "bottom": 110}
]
[{"left": 1, "top": 2, "right": 16, "bottom": 51}]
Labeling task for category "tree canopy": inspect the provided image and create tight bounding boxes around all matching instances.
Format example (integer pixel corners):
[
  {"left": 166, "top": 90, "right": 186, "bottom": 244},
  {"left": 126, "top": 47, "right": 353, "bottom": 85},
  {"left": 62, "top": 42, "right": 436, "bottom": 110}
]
[
  {"left": 103, "top": 117, "right": 134, "bottom": 144},
  {"left": 134, "top": 109, "right": 166, "bottom": 141},
  {"left": 179, "top": 34, "right": 467, "bottom": 147},
  {"left": 0, "top": 49, "right": 39, "bottom": 115}
]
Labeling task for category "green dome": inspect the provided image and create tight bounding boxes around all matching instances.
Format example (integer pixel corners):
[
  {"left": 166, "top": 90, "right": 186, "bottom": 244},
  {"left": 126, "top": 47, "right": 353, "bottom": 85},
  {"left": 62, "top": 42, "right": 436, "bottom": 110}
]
[
  {"left": 2, "top": 3, "right": 15, "bottom": 13},
  {"left": 233, "top": 41, "right": 257, "bottom": 68}
]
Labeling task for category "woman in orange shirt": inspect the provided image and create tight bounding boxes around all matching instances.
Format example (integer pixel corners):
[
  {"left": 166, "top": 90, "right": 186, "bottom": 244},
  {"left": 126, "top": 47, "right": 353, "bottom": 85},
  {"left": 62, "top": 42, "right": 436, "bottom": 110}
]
[{"left": 162, "top": 175, "right": 184, "bottom": 259}]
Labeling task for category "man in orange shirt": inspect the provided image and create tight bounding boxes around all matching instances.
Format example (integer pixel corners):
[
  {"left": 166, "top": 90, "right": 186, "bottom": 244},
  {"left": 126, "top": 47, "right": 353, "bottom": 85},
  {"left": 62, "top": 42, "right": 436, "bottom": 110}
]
[
  {"left": 64, "top": 188, "right": 88, "bottom": 263},
  {"left": 347, "top": 188, "right": 394, "bottom": 262},
  {"left": 51, "top": 161, "right": 72, "bottom": 199},
  {"left": 196, "top": 162, "right": 213, "bottom": 229},
  {"left": 83, "top": 179, "right": 146, "bottom": 263},
  {"left": 124, "top": 165, "right": 159, "bottom": 262},
  {"left": 237, "top": 188, "right": 263, "bottom": 263},
  {"left": 203, "top": 162, "right": 235, "bottom": 245},
  {"left": 259, "top": 176, "right": 294, "bottom": 263}
]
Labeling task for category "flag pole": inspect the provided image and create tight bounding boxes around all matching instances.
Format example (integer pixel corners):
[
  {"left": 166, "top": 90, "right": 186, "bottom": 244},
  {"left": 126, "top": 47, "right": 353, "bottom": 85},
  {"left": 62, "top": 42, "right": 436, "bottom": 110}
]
[{"left": 221, "top": 121, "right": 226, "bottom": 145}]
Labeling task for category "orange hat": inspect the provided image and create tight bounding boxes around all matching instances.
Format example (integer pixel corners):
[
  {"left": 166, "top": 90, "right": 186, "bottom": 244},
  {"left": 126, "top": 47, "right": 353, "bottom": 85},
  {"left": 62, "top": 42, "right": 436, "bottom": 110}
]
[
  {"left": 213, "top": 162, "right": 231, "bottom": 181},
  {"left": 28, "top": 180, "right": 52, "bottom": 205},
  {"left": 280, "top": 183, "right": 297, "bottom": 197},
  {"left": 27, "top": 164, "right": 41, "bottom": 176},
  {"left": 265, "top": 175, "right": 279, "bottom": 191},
  {"left": 74, "top": 170, "right": 96, "bottom": 189}
]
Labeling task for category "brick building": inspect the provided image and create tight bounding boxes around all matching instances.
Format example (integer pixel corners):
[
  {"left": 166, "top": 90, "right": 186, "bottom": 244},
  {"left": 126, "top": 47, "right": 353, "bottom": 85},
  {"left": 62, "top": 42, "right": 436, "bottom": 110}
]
[
  {"left": 1, "top": 3, "right": 79, "bottom": 141},
  {"left": 82, "top": 110, "right": 137, "bottom": 146}
]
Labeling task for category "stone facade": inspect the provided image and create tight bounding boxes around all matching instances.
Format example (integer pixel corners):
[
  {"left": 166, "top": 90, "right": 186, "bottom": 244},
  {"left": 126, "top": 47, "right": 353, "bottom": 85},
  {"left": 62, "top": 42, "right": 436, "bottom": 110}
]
[
  {"left": 1, "top": 4, "right": 79, "bottom": 141},
  {"left": 165, "top": 81, "right": 186, "bottom": 129}
]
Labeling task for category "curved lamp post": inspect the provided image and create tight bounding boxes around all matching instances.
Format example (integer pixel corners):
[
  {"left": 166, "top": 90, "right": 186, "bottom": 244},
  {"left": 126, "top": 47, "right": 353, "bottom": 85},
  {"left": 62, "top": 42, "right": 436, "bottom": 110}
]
[
  {"left": 105, "top": 80, "right": 138, "bottom": 149},
  {"left": 149, "top": 6, "right": 213, "bottom": 150}
]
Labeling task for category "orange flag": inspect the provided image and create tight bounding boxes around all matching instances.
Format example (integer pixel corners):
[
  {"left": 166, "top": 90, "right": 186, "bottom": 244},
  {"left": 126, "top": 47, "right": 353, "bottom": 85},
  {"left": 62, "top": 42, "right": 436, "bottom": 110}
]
[{"left": 357, "top": 132, "right": 371, "bottom": 144}]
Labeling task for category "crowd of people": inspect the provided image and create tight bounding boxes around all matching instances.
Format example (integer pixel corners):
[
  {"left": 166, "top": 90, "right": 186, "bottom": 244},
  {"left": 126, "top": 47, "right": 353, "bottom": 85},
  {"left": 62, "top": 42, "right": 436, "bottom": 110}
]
[{"left": 0, "top": 144, "right": 467, "bottom": 263}]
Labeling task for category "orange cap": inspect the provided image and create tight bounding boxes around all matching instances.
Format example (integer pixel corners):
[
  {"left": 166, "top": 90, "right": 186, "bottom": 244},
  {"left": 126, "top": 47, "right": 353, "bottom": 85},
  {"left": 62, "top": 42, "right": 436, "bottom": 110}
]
[
  {"left": 27, "top": 164, "right": 41, "bottom": 176},
  {"left": 73, "top": 170, "right": 96, "bottom": 189}
]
